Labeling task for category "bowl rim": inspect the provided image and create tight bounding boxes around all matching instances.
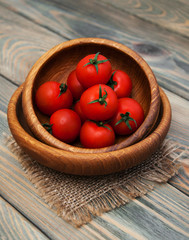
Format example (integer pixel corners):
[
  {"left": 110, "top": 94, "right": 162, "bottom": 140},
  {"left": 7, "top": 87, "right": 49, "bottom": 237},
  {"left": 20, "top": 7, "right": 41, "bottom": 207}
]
[
  {"left": 8, "top": 84, "right": 171, "bottom": 175},
  {"left": 22, "top": 38, "right": 160, "bottom": 153}
]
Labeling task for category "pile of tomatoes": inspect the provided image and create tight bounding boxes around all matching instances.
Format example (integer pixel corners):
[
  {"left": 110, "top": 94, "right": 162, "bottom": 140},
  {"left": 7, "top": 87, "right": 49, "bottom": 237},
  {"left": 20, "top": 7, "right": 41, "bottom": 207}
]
[{"left": 35, "top": 52, "right": 144, "bottom": 148}]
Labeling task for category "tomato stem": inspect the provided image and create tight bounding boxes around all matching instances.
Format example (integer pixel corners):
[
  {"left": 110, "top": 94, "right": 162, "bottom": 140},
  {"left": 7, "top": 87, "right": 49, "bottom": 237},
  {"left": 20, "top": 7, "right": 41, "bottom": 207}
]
[
  {"left": 83, "top": 52, "right": 109, "bottom": 74},
  {"left": 89, "top": 120, "right": 112, "bottom": 131},
  {"left": 42, "top": 123, "right": 53, "bottom": 134},
  {"left": 107, "top": 71, "right": 117, "bottom": 90},
  {"left": 88, "top": 85, "right": 108, "bottom": 107},
  {"left": 58, "top": 83, "right": 67, "bottom": 97},
  {"left": 115, "top": 112, "right": 137, "bottom": 130}
]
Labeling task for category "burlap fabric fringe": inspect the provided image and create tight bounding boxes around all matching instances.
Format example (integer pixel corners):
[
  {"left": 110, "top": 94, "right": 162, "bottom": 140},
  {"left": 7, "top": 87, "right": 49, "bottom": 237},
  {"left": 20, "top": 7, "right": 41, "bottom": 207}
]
[{"left": 4, "top": 135, "right": 184, "bottom": 227}]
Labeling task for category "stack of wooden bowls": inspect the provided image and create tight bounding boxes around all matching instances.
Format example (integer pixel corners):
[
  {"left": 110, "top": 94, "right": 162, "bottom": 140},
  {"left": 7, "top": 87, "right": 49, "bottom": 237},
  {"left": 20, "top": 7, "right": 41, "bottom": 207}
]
[{"left": 7, "top": 38, "right": 171, "bottom": 176}]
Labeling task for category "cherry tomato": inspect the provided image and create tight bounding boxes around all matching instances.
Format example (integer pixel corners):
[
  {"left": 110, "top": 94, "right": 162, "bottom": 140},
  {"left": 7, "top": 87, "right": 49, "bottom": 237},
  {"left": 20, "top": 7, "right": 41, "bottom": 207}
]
[
  {"left": 80, "top": 84, "right": 118, "bottom": 121},
  {"left": 48, "top": 109, "right": 81, "bottom": 143},
  {"left": 35, "top": 81, "right": 73, "bottom": 116},
  {"left": 111, "top": 98, "right": 144, "bottom": 135},
  {"left": 73, "top": 101, "right": 87, "bottom": 123},
  {"left": 76, "top": 52, "right": 112, "bottom": 89},
  {"left": 107, "top": 70, "right": 132, "bottom": 98},
  {"left": 67, "top": 70, "right": 85, "bottom": 100},
  {"left": 80, "top": 120, "right": 115, "bottom": 148}
]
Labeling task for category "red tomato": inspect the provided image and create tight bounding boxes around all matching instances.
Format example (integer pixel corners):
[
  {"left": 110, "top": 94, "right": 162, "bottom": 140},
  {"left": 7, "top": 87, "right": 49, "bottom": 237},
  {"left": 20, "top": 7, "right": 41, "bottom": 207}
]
[
  {"left": 76, "top": 52, "right": 112, "bottom": 88},
  {"left": 107, "top": 70, "right": 132, "bottom": 98},
  {"left": 80, "top": 120, "right": 115, "bottom": 148},
  {"left": 35, "top": 81, "right": 73, "bottom": 116},
  {"left": 49, "top": 109, "right": 81, "bottom": 143},
  {"left": 67, "top": 70, "right": 85, "bottom": 100},
  {"left": 111, "top": 98, "right": 144, "bottom": 135},
  {"left": 80, "top": 84, "right": 118, "bottom": 121},
  {"left": 73, "top": 101, "right": 87, "bottom": 123}
]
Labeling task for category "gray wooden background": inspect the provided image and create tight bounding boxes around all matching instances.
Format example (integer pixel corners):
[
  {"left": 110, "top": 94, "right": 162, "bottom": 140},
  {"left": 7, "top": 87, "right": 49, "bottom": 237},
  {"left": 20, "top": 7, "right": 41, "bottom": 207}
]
[{"left": 0, "top": 0, "right": 189, "bottom": 239}]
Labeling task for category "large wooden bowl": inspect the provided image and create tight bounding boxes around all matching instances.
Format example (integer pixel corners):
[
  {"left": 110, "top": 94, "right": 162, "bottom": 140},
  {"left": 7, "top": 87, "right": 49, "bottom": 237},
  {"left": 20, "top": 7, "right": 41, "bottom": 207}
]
[
  {"left": 8, "top": 85, "right": 171, "bottom": 176},
  {"left": 22, "top": 38, "right": 160, "bottom": 153}
]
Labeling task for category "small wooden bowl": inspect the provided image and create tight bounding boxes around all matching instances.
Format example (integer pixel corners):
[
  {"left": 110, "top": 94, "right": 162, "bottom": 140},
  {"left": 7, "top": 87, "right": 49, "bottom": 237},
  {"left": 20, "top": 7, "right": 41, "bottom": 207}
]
[
  {"left": 8, "top": 85, "right": 171, "bottom": 176},
  {"left": 22, "top": 38, "right": 160, "bottom": 153}
]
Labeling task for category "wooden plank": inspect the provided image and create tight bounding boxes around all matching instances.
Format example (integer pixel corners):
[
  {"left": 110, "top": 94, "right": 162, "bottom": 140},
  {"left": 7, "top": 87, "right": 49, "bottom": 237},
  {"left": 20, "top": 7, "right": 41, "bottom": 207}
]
[
  {"left": 162, "top": 89, "right": 189, "bottom": 195},
  {"left": 100, "top": 0, "right": 189, "bottom": 38},
  {"left": 92, "top": 184, "right": 189, "bottom": 240},
  {"left": 169, "top": 155, "right": 189, "bottom": 195},
  {"left": 1, "top": 144, "right": 189, "bottom": 240},
  {"left": 39, "top": 0, "right": 189, "bottom": 99},
  {"left": 0, "top": 0, "right": 189, "bottom": 100},
  {"left": 0, "top": 2, "right": 65, "bottom": 85},
  {"left": 0, "top": 197, "right": 49, "bottom": 240},
  {"left": 0, "top": 147, "right": 104, "bottom": 240},
  {"left": 165, "top": 89, "right": 189, "bottom": 147},
  {"left": 0, "top": 76, "right": 189, "bottom": 239}
]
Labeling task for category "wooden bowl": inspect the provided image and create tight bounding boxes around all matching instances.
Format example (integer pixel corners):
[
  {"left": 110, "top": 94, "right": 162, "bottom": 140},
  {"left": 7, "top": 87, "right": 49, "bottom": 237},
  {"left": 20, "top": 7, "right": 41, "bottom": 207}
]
[
  {"left": 8, "top": 85, "right": 171, "bottom": 176},
  {"left": 22, "top": 38, "right": 160, "bottom": 153}
]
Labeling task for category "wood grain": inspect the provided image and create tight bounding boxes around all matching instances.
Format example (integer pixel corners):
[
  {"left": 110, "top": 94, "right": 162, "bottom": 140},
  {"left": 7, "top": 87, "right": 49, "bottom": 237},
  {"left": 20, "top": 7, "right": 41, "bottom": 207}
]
[
  {"left": 21, "top": 38, "right": 160, "bottom": 154},
  {"left": 169, "top": 154, "right": 189, "bottom": 195},
  {"left": 0, "top": 197, "right": 48, "bottom": 240},
  {"left": 0, "top": 0, "right": 188, "bottom": 100},
  {"left": 101, "top": 0, "right": 189, "bottom": 38},
  {"left": 0, "top": 3, "right": 64, "bottom": 84},
  {"left": 165, "top": 89, "right": 189, "bottom": 147}
]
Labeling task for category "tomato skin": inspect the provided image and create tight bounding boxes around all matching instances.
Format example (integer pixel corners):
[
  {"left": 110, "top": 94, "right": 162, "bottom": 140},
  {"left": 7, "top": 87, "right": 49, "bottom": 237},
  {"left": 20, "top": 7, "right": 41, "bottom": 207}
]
[
  {"left": 80, "top": 120, "right": 115, "bottom": 148},
  {"left": 111, "top": 98, "right": 144, "bottom": 135},
  {"left": 108, "top": 70, "right": 132, "bottom": 98},
  {"left": 76, "top": 53, "right": 112, "bottom": 88},
  {"left": 50, "top": 109, "right": 81, "bottom": 143},
  {"left": 67, "top": 70, "right": 85, "bottom": 100},
  {"left": 80, "top": 84, "right": 118, "bottom": 121},
  {"left": 35, "top": 81, "right": 73, "bottom": 116},
  {"left": 73, "top": 101, "right": 87, "bottom": 123}
]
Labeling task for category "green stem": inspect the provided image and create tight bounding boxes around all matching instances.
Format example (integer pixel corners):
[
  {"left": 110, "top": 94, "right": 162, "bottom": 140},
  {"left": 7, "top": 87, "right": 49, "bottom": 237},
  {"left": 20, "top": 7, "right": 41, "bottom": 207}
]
[
  {"left": 42, "top": 123, "right": 53, "bottom": 134},
  {"left": 107, "top": 71, "right": 117, "bottom": 90},
  {"left": 88, "top": 85, "right": 108, "bottom": 107},
  {"left": 58, "top": 83, "right": 67, "bottom": 97},
  {"left": 83, "top": 52, "right": 109, "bottom": 74},
  {"left": 90, "top": 120, "right": 112, "bottom": 131},
  {"left": 115, "top": 112, "right": 137, "bottom": 130}
]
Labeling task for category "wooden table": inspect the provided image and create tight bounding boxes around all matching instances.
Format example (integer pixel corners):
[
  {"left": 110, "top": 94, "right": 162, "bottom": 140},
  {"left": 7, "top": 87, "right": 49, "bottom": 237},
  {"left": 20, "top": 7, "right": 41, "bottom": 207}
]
[{"left": 0, "top": 0, "right": 189, "bottom": 239}]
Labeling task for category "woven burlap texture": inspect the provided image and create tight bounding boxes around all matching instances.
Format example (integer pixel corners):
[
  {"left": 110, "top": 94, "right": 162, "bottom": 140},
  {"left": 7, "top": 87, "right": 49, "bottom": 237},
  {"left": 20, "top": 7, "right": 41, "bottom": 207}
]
[{"left": 5, "top": 136, "right": 183, "bottom": 227}]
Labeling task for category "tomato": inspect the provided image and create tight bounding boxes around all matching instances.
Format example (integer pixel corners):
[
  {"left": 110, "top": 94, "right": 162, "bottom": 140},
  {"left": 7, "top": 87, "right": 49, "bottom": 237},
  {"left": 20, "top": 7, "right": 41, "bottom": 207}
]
[
  {"left": 107, "top": 70, "right": 132, "bottom": 98},
  {"left": 80, "top": 84, "right": 118, "bottom": 121},
  {"left": 67, "top": 70, "right": 85, "bottom": 100},
  {"left": 73, "top": 100, "right": 87, "bottom": 123},
  {"left": 76, "top": 52, "right": 112, "bottom": 88},
  {"left": 35, "top": 81, "right": 73, "bottom": 116},
  {"left": 111, "top": 98, "right": 144, "bottom": 135},
  {"left": 46, "top": 109, "right": 81, "bottom": 143},
  {"left": 80, "top": 120, "right": 115, "bottom": 148}
]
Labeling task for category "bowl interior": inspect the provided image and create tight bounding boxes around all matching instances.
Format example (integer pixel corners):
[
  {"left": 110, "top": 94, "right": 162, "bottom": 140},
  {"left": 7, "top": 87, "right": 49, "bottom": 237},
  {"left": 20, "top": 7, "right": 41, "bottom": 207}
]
[{"left": 24, "top": 39, "right": 160, "bottom": 153}]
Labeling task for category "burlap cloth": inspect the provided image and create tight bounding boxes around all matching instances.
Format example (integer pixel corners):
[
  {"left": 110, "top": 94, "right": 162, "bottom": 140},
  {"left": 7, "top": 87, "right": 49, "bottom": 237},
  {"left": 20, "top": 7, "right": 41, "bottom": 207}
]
[{"left": 5, "top": 135, "right": 186, "bottom": 227}]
